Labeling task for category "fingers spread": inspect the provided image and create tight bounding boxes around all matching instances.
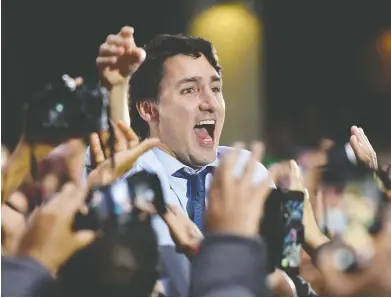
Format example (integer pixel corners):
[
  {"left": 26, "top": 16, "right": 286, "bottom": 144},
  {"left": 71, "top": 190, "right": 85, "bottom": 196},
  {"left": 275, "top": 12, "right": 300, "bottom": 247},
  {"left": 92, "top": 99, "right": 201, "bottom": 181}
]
[
  {"left": 116, "top": 138, "right": 160, "bottom": 175},
  {"left": 116, "top": 120, "right": 139, "bottom": 146}
]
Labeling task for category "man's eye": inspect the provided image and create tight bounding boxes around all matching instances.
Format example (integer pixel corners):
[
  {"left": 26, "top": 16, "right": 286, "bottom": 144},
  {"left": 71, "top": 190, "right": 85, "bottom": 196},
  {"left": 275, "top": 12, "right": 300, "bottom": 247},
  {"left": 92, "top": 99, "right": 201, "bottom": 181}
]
[
  {"left": 212, "top": 86, "right": 221, "bottom": 93},
  {"left": 181, "top": 88, "right": 195, "bottom": 95}
]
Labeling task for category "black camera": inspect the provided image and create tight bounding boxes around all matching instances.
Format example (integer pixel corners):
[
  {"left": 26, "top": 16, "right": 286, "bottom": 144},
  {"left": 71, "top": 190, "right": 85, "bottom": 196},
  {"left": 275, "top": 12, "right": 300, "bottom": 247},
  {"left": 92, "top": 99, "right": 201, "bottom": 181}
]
[
  {"left": 260, "top": 188, "right": 305, "bottom": 276},
  {"left": 73, "top": 170, "right": 166, "bottom": 232},
  {"left": 25, "top": 75, "right": 109, "bottom": 145}
]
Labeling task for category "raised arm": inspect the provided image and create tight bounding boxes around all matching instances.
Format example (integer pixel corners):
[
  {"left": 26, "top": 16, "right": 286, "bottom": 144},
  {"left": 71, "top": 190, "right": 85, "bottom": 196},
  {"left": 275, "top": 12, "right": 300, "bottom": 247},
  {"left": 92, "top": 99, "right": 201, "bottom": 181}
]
[{"left": 96, "top": 26, "right": 145, "bottom": 126}]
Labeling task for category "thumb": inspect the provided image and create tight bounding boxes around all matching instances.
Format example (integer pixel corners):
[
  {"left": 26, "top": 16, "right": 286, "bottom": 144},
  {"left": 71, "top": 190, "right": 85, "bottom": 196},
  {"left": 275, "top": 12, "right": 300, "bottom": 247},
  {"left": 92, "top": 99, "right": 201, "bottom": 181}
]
[
  {"left": 132, "top": 47, "right": 146, "bottom": 64},
  {"left": 74, "top": 230, "right": 96, "bottom": 249},
  {"left": 128, "top": 47, "right": 146, "bottom": 74}
]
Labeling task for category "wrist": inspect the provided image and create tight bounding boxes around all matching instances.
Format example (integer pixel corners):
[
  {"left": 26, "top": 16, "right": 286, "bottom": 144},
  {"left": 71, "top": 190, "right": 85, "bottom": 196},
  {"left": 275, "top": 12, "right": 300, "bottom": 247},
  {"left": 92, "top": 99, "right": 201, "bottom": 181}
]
[
  {"left": 307, "top": 231, "right": 329, "bottom": 250},
  {"left": 104, "top": 77, "right": 131, "bottom": 91}
]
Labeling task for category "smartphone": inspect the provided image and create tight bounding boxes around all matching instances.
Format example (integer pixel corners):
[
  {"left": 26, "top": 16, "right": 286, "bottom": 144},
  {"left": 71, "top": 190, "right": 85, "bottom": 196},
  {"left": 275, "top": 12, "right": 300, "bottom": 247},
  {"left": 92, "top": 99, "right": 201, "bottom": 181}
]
[
  {"left": 260, "top": 189, "right": 305, "bottom": 275},
  {"left": 260, "top": 188, "right": 285, "bottom": 273},
  {"left": 279, "top": 192, "right": 305, "bottom": 276}
]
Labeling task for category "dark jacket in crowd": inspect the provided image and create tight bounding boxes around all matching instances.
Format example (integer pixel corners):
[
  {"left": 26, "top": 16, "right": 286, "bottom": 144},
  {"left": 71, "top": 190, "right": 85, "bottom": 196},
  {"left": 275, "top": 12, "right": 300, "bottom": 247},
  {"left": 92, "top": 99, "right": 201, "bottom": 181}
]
[
  {"left": 190, "top": 234, "right": 273, "bottom": 297},
  {"left": 1, "top": 256, "right": 54, "bottom": 297}
]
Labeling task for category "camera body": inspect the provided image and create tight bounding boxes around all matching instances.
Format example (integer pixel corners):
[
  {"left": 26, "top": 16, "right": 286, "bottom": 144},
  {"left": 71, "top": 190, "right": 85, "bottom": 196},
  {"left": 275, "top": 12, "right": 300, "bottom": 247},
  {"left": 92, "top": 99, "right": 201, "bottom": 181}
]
[{"left": 25, "top": 75, "right": 109, "bottom": 145}]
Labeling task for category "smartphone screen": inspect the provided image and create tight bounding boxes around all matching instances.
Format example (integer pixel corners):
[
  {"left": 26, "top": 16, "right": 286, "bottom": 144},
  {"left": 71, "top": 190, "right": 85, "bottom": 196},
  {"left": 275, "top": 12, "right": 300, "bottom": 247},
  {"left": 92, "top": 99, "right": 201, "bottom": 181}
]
[
  {"left": 280, "top": 194, "right": 305, "bottom": 276},
  {"left": 260, "top": 189, "right": 305, "bottom": 275}
]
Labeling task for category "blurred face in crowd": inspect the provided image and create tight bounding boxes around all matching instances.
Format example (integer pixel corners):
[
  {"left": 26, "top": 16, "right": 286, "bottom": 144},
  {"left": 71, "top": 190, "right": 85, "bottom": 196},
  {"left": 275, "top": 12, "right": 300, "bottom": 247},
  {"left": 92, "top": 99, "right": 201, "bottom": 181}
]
[{"left": 150, "top": 54, "right": 225, "bottom": 167}]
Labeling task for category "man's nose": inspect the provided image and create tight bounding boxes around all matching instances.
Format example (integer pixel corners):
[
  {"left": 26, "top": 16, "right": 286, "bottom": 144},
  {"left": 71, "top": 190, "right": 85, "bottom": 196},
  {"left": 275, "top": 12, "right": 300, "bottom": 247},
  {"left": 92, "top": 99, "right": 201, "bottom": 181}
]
[{"left": 199, "top": 90, "right": 217, "bottom": 112}]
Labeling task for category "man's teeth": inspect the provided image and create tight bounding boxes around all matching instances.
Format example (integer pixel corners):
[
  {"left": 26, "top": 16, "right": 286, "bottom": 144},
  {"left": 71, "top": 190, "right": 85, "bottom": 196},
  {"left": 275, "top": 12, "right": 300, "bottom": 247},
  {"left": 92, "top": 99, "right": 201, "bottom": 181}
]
[
  {"left": 204, "top": 136, "right": 212, "bottom": 142},
  {"left": 195, "top": 120, "right": 216, "bottom": 126}
]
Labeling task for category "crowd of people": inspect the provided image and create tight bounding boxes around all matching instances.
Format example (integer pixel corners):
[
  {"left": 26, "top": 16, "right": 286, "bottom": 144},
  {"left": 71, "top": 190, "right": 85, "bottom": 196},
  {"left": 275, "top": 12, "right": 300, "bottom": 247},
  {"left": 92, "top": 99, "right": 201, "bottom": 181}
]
[{"left": 1, "top": 25, "right": 391, "bottom": 297}]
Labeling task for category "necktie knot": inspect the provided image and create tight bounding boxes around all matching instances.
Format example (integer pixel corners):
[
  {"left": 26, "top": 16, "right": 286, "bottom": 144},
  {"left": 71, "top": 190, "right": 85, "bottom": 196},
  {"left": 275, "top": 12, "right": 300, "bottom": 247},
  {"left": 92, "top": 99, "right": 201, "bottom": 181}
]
[
  {"left": 173, "top": 166, "right": 213, "bottom": 179},
  {"left": 172, "top": 167, "right": 213, "bottom": 232}
]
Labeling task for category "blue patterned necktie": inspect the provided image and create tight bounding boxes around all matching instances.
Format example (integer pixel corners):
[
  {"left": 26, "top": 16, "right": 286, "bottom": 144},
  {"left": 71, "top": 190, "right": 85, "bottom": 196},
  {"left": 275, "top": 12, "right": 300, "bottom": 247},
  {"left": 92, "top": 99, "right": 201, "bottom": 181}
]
[{"left": 172, "top": 167, "right": 213, "bottom": 233}]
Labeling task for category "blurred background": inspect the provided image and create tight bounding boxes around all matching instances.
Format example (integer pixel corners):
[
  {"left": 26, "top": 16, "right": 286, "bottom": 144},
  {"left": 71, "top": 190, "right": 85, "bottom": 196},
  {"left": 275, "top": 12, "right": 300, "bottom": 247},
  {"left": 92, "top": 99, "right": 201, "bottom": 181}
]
[{"left": 3, "top": 0, "right": 391, "bottom": 163}]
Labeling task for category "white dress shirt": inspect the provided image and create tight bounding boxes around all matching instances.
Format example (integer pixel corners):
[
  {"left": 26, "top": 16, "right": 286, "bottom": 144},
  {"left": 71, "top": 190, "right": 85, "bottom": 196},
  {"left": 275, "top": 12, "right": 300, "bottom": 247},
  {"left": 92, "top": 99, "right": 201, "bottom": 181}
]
[{"left": 85, "top": 145, "right": 269, "bottom": 296}]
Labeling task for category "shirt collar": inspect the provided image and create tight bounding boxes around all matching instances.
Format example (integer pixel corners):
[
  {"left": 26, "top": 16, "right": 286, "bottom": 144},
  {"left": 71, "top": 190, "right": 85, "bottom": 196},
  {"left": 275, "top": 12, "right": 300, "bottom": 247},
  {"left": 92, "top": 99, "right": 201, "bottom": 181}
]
[{"left": 152, "top": 147, "right": 219, "bottom": 177}]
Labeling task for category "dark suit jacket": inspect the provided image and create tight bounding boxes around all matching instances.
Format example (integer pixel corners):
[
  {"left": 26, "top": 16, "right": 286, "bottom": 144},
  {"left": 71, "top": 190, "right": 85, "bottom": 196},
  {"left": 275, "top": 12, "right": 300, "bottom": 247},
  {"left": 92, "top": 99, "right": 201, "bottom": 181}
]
[
  {"left": 190, "top": 234, "right": 273, "bottom": 297},
  {"left": 1, "top": 256, "right": 54, "bottom": 297}
]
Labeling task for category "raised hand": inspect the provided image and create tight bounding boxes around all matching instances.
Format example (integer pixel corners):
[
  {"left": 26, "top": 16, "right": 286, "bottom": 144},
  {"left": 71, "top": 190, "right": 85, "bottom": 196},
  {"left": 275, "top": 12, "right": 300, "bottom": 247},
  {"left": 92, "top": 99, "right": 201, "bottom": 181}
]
[
  {"left": 87, "top": 123, "right": 159, "bottom": 187},
  {"left": 97, "top": 26, "right": 146, "bottom": 88},
  {"left": 289, "top": 160, "right": 329, "bottom": 250},
  {"left": 17, "top": 183, "right": 96, "bottom": 274},
  {"left": 89, "top": 120, "right": 139, "bottom": 167},
  {"left": 206, "top": 142, "right": 273, "bottom": 237},
  {"left": 350, "top": 125, "right": 378, "bottom": 170}
]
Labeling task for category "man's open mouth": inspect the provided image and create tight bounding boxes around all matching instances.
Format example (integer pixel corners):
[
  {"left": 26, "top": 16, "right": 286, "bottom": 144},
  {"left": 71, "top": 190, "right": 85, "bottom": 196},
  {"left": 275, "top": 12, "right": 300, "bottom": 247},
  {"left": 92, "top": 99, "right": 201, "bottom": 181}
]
[{"left": 193, "top": 120, "right": 216, "bottom": 145}]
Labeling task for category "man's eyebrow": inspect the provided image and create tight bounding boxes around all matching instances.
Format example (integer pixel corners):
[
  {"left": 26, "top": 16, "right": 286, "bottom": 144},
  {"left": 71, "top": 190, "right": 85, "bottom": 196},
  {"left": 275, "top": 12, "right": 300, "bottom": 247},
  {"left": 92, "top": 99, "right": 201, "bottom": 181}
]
[
  {"left": 211, "top": 75, "right": 221, "bottom": 83},
  {"left": 176, "top": 76, "right": 201, "bottom": 87},
  {"left": 176, "top": 75, "right": 221, "bottom": 87}
]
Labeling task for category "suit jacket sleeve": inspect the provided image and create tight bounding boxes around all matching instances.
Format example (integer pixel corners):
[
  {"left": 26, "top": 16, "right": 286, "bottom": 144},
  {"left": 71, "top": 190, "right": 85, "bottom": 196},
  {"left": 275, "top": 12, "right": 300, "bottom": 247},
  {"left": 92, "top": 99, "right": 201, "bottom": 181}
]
[
  {"left": 190, "top": 234, "right": 273, "bottom": 297},
  {"left": 1, "top": 256, "right": 54, "bottom": 297}
]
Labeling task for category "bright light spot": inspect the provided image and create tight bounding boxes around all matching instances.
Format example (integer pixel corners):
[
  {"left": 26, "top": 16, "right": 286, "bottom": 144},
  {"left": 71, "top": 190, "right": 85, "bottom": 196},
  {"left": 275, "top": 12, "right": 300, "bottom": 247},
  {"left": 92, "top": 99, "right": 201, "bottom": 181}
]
[
  {"left": 55, "top": 103, "right": 64, "bottom": 113},
  {"left": 189, "top": 3, "right": 262, "bottom": 71}
]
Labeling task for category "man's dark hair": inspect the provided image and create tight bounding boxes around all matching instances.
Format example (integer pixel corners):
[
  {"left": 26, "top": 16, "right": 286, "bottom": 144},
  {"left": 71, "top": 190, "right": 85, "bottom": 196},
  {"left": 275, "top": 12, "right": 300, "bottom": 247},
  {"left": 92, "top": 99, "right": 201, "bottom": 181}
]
[
  {"left": 55, "top": 221, "right": 159, "bottom": 297},
  {"left": 130, "top": 34, "right": 221, "bottom": 140}
]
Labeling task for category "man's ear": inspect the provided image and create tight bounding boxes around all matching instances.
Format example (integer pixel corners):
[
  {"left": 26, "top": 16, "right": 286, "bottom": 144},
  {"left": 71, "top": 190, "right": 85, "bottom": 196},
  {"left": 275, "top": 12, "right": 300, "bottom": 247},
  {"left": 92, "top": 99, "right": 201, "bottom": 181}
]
[{"left": 136, "top": 101, "right": 159, "bottom": 123}]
